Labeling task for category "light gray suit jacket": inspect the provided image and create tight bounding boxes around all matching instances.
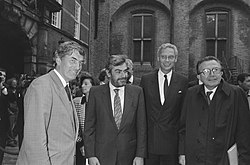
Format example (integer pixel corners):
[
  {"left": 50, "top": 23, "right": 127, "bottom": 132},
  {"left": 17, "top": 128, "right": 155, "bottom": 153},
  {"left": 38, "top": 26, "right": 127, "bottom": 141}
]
[{"left": 17, "top": 70, "right": 79, "bottom": 165}]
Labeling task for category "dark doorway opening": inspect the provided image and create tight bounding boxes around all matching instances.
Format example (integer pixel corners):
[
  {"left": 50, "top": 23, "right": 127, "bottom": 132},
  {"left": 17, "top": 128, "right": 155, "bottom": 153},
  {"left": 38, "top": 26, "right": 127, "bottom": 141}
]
[{"left": 0, "top": 17, "right": 32, "bottom": 79}]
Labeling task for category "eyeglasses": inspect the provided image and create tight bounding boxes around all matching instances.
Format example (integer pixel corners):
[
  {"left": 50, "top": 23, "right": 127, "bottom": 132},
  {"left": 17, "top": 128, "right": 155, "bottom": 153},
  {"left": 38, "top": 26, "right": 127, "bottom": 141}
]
[
  {"left": 0, "top": 72, "right": 6, "bottom": 77},
  {"left": 160, "top": 55, "right": 176, "bottom": 61},
  {"left": 199, "top": 67, "right": 222, "bottom": 76}
]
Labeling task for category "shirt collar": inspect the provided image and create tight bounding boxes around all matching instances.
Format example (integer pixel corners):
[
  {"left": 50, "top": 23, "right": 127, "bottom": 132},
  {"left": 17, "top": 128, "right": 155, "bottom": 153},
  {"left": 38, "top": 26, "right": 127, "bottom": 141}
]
[
  {"left": 204, "top": 85, "right": 217, "bottom": 94},
  {"left": 158, "top": 69, "right": 172, "bottom": 79},
  {"left": 109, "top": 82, "right": 125, "bottom": 92},
  {"left": 54, "top": 69, "right": 68, "bottom": 87}
]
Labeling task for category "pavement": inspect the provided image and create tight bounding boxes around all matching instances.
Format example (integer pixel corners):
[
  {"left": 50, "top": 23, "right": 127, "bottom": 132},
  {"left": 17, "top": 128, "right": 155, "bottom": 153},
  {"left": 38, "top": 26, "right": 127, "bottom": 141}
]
[{"left": 2, "top": 146, "right": 18, "bottom": 165}]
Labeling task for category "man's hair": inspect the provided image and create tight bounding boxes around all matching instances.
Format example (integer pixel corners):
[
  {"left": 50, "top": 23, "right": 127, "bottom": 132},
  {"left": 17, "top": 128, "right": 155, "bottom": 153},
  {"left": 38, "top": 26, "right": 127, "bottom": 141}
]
[
  {"left": 196, "top": 56, "right": 222, "bottom": 74},
  {"left": 157, "top": 43, "right": 178, "bottom": 57},
  {"left": 0, "top": 67, "right": 6, "bottom": 73},
  {"left": 98, "top": 69, "right": 107, "bottom": 82},
  {"left": 105, "top": 55, "right": 128, "bottom": 72},
  {"left": 237, "top": 73, "right": 250, "bottom": 83},
  {"left": 54, "top": 41, "right": 85, "bottom": 59}
]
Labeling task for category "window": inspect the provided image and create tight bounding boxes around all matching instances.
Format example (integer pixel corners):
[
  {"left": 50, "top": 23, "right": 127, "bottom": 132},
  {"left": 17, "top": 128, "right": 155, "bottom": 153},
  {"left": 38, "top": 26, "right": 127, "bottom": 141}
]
[
  {"left": 51, "top": 0, "right": 62, "bottom": 28},
  {"left": 132, "top": 12, "right": 154, "bottom": 64},
  {"left": 74, "top": 1, "right": 81, "bottom": 39},
  {"left": 205, "top": 10, "right": 229, "bottom": 61}
]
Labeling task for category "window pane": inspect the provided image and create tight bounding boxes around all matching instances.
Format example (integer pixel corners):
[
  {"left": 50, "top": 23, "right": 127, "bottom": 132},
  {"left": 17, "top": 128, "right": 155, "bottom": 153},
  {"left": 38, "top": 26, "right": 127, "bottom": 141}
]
[
  {"left": 217, "top": 40, "right": 227, "bottom": 61},
  {"left": 133, "top": 16, "right": 142, "bottom": 38},
  {"left": 133, "top": 41, "right": 141, "bottom": 62},
  {"left": 143, "top": 41, "right": 151, "bottom": 62},
  {"left": 206, "top": 14, "right": 215, "bottom": 38},
  {"left": 206, "top": 40, "right": 215, "bottom": 56},
  {"left": 218, "top": 14, "right": 228, "bottom": 38},
  {"left": 143, "top": 15, "right": 153, "bottom": 38}
]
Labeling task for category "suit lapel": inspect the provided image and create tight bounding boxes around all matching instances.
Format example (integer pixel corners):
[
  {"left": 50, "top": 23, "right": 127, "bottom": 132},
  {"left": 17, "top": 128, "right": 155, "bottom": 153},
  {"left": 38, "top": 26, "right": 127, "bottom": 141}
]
[
  {"left": 119, "top": 85, "right": 133, "bottom": 131},
  {"left": 150, "top": 70, "right": 162, "bottom": 105},
  {"left": 49, "top": 71, "right": 78, "bottom": 136},
  {"left": 102, "top": 84, "right": 118, "bottom": 130}
]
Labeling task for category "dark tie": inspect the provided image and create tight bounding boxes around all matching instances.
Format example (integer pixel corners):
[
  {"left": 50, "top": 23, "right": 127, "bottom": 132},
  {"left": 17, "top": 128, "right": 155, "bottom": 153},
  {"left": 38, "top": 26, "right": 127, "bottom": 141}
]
[
  {"left": 65, "top": 84, "right": 72, "bottom": 101},
  {"left": 164, "top": 75, "right": 168, "bottom": 100},
  {"left": 206, "top": 91, "right": 213, "bottom": 105},
  {"left": 114, "top": 89, "right": 122, "bottom": 129},
  {"left": 81, "top": 96, "right": 86, "bottom": 104}
]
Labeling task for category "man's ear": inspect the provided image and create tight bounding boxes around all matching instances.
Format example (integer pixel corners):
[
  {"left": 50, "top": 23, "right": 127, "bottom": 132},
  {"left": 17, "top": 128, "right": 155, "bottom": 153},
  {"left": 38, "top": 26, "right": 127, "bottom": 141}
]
[
  {"left": 197, "top": 74, "right": 201, "bottom": 81},
  {"left": 55, "top": 57, "right": 61, "bottom": 66},
  {"left": 105, "top": 69, "right": 111, "bottom": 78}
]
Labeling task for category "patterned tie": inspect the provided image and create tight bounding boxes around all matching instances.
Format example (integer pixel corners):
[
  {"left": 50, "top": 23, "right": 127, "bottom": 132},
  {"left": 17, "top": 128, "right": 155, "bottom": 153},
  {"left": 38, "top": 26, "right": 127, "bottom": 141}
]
[
  {"left": 65, "top": 84, "right": 72, "bottom": 101},
  {"left": 164, "top": 75, "right": 168, "bottom": 100},
  {"left": 206, "top": 91, "right": 213, "bottom": 105},
  {"left": 114, "top": 89, "right": 122, "bottom": 129}
]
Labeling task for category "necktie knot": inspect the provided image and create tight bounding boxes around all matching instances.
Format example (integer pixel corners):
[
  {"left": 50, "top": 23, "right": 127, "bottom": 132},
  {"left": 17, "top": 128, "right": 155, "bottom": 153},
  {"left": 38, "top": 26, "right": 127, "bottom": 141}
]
[
  {"left": 206, "top": 91, "right": 213, "bottom": 105},
  {"left": 114, "top": 89, "right": 119, "bottom": 94}
]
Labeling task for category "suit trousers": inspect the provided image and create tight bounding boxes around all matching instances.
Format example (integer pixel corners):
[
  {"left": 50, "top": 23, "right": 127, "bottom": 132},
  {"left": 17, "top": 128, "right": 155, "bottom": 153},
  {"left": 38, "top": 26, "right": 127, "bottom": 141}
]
[{"left": 145, "top": 153, "right": 178, "bottom": 165}]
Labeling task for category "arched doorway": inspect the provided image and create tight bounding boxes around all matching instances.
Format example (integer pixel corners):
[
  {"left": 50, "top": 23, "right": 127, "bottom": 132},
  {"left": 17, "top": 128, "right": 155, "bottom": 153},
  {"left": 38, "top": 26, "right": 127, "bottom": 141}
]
[{"left": 0, "top": 17, "right": 32, "bottom": 79}]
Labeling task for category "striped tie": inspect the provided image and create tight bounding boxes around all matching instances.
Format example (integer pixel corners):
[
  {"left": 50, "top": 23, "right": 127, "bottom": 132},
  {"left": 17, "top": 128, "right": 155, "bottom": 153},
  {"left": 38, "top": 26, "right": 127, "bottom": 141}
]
[{"left": 114, "top": 89, "right": 122, "bottom": 129}]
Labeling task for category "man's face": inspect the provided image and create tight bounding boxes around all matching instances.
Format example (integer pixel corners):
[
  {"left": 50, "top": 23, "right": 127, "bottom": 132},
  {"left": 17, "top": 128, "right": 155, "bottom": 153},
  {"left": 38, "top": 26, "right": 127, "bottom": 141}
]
[
  {"left": 158, "top": 47, "right": 177, "bottom": 74},
  {"left": 0, "top": 71, "right": 6, "bottom": 83},
  {"left": 197, "top": 60, "right": 223, "bottom": 90},
  {"left": 107, "top": 63, "right": 128, "bottom": 87},
  {"left": 56, "top": 50, "right": 84, "bottom": 82},
  {"left": 239, "top": 76, "right": 250, "bottom": 91}
]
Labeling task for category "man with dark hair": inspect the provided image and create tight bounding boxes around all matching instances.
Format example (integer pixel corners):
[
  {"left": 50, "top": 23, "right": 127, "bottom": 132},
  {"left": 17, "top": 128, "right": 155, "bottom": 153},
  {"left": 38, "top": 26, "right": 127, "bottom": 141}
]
[
  {"left": 140, "top": 43, "right": 188, "bottom": 165},
  {"left": 237, "top": 72, "right": 250, "bottom": 109},
  {"left": 17, "top": 41, "right": 85, "bottom": 165},
  {"left": 84, "top": 55, "right": 146, "bottom": 165},
  {"left": 179, "top": 56, "right": 250, "bottom": 165}
]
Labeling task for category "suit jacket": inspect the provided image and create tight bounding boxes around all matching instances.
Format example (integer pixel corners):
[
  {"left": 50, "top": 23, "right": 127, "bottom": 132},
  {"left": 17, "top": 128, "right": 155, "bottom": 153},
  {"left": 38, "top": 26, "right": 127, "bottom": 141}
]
[
  {"left": 83, "top": 84, "right": 147, "bottom": 165},
  {"left": 140, "top": 69, "right": 188, "bottom": 155},
  {"left": 17, "top": 70, "right": 79, "bottom": 165},
  {"left": 179, "top": 80, "right": 250, "bottom": 165}
]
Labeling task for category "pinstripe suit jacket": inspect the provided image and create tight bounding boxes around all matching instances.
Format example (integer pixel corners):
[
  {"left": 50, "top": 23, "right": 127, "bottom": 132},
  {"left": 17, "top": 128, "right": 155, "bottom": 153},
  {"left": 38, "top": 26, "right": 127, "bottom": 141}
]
[{"left": 17, "top": 70, "right": 79, "bottom": 165}]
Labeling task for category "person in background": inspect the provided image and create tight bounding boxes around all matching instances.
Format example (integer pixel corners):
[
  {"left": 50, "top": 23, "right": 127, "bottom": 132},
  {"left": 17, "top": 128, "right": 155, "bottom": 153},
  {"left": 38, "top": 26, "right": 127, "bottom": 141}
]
[
  {"left": 84, "top": 55, "right": 146, "bottom": 165},
  {"left": 98, "top": 68, "right": 109, "bottom": 85},
  {"left": 179, "top": 56, "right": 250, "bottom": 165},
  {"left": 140, "top": 43, "right": 188, "bottom": 165},
  {"left": 16, "top": 41, "right": 85, "bottom": 165},
  {"left": 237, "top": 72, "right": 250, "bottom": 108},
  {"left": 73, "top": 73, "right": 98, "bottom": 165},
  {"left": 126, "top": 59, "right": 141, "bottom": 85},
  {"left": 0, "top": 67, "right": 9, "bottom": 164},
  {"left": 6, "top": 77, "right": 19, "bottom": 147}
]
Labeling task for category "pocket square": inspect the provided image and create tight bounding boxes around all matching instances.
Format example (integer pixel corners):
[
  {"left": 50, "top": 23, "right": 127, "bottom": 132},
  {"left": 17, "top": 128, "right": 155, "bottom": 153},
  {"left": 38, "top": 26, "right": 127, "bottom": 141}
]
[{"left": 178, "top": 90, "right": 182, "bottom": 94}]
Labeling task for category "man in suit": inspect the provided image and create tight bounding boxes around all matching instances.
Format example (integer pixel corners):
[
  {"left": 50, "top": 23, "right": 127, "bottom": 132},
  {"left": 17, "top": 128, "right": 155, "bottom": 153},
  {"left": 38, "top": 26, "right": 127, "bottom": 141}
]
[
  {"left": 179, "top": 56, "right": 250, "bottom": 165},
  {"left": 16, "top": 41, "right": 85, "bottom": 165},
  {"left": 140, "top": 43, "right": 188, "bottom": 165},
  {"left": 84, "top": 55, "right": 147, "bottom": 165}
]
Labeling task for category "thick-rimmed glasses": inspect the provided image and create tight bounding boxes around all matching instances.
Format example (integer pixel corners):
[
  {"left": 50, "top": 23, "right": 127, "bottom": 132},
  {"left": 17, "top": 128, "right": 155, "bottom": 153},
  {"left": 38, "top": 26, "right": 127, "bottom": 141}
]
[{"left": 199, "top": 67, "right": 222, "bottom": 76}]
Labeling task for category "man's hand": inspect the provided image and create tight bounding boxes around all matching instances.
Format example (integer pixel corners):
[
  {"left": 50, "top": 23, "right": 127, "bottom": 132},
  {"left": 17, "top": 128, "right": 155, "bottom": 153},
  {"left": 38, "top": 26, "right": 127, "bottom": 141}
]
[
  {"left": 88, "top": 157, "right": 100, "bottom": 165},
  {"left": 133, "top": 157, "right": 144, "bottom": 165},
  {"left": 179, "top": 155, "right": 186, "bottom": 165}
]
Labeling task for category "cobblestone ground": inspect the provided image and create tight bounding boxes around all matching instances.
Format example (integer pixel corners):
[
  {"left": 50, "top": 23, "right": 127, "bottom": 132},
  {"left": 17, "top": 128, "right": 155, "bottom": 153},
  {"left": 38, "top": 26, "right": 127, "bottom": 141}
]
[{"left": 2, "top": 146, "right": 18, "bottom": 165}]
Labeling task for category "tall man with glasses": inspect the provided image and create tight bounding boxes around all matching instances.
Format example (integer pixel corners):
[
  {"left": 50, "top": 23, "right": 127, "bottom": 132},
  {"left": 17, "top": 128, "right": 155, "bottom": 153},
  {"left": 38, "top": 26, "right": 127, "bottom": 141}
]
[
  {"left": 17, "top": 41, "right": 85, "bottom": 165},
  {"left": 179, "top": 56, "right": 250, "bottom": 165},
  {"left": 140, "top": 43, "right": 188, "bottom": 165}
]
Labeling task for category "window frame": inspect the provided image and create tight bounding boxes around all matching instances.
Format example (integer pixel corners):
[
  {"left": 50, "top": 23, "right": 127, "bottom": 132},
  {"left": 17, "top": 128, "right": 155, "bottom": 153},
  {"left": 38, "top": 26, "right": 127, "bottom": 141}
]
[
  {"left": 51, "top": 0, "right": 62, "bottom": 28},
  {"left": 131, "top": 10, "right": 155, "bottom": 65}
]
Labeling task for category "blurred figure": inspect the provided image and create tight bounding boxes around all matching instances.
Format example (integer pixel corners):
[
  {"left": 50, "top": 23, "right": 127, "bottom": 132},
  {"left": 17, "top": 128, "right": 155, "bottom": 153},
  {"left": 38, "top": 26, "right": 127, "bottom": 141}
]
[
  {"left": 6, "top": 77, "right": 19, "bottom": 147},
  {"left": 98, "top": 68, "right": 109, "bottom": 85},
  {"left": 140, "top": 43, "right": 188, "bottom": 165},
  {"left": 84, "top": 55, "right": 146, "bottom": 165},
  {"left": 0, "top": 67, "right": 9, "bottom": 164},
  {"left": 126, "top": 59, "right": 141, "bottom": 85},
  {"left": 237, "top": 72, "right": 250, "bottom": 108},
  {"left": 73, "top": 73, "right": 97, "bottom": 165},
  {"left": 179, "top": 56, "right": 250, "bottom": 165},
  {"left": 17, "top": 41, "right": 85, "bottom": 165}
]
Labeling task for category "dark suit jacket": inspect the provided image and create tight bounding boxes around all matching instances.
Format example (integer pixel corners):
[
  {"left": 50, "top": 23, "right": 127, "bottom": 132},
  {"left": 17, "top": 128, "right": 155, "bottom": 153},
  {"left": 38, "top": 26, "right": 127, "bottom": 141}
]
[
  {"left": 84, "top": 84, "right": 147, "bottom": 165},
  {"left": 140, "top": 69, "right": 188, "bottom": 155},
  {"left": 179, "top": 80, "right": 250, "bottom": 164}
]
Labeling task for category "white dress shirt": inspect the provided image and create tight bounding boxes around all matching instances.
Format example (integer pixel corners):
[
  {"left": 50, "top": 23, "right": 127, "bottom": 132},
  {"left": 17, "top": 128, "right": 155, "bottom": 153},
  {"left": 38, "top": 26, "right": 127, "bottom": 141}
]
[{"left": 109, "top": 82, "right": 125, "bottom": 115}]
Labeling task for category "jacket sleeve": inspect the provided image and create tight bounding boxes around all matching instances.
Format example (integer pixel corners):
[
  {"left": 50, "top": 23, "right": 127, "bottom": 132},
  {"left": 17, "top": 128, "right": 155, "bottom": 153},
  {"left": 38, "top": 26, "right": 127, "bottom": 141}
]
[
  {"left": 22, "top": 80, "right": 52, "bottom": 165},
  {"left": 83, "top": 88, "right": 96, "bottom": 158}
]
